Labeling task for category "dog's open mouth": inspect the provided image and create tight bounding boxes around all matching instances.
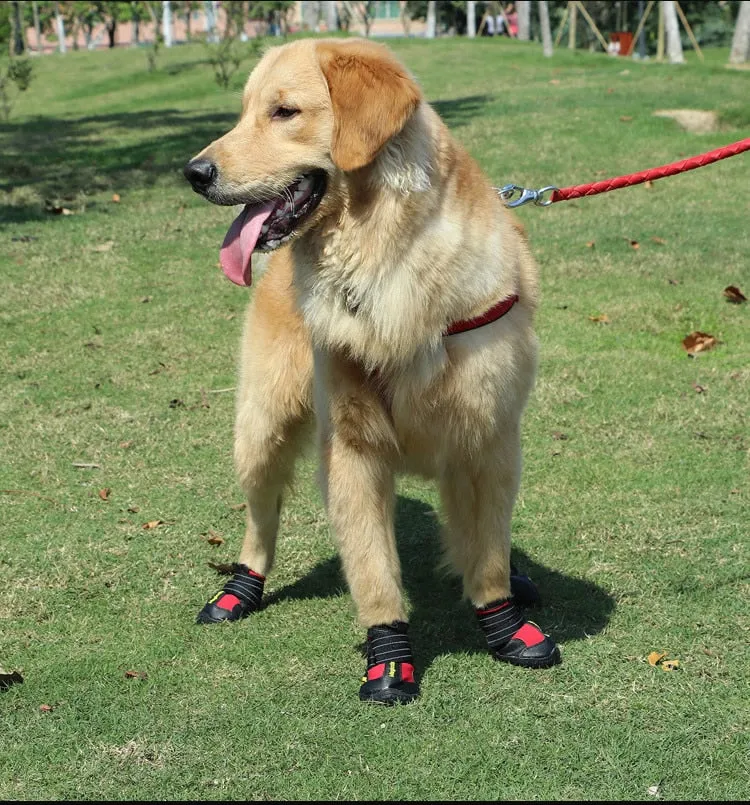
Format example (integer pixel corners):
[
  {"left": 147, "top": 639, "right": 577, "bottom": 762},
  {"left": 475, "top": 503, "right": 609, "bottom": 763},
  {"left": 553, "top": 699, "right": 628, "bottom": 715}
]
[{"left": 219, "top": 171, "right": 327, "bottom": 286}]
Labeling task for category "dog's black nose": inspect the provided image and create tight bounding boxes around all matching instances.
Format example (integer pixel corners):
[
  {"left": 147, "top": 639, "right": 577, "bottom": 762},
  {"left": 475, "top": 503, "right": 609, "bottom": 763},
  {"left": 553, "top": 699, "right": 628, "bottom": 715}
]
[{"left": 183, "top": 158, "right": 217, "bottom": 191}]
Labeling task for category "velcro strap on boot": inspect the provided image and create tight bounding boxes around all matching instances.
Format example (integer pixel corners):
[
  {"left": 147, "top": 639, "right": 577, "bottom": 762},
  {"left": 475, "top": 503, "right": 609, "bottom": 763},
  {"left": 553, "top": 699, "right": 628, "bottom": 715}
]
[
  {"left": 365, "top": 621, "right": 414, "bottom": 668},
  {"left": 221, "top": 564, "right": 265, "bottom": 610},
  {"left": 476, "top": 598, "right": 526, "bottom": 649}
]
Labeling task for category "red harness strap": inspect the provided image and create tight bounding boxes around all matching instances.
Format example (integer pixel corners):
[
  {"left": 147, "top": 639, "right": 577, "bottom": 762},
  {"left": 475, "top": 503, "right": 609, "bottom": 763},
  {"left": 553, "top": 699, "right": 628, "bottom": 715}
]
[{"left": 444, "top": 294, "right": 519, "bottom": 336}]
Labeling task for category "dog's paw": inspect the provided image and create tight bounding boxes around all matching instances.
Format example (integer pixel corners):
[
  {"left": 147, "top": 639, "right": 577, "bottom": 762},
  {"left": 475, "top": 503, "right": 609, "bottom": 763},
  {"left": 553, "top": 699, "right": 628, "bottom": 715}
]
[
  {"left": 476, "top": 598, "right": 561, "bottom": 669},
  {"left": 196, "top": 564, "right": 265, "bottom": 625},
  {"left": 359, "top": 621, "right": 420, "bottom": 705},
  {"left": 359, "top": 661, "right": 420, "bottom": 705}
]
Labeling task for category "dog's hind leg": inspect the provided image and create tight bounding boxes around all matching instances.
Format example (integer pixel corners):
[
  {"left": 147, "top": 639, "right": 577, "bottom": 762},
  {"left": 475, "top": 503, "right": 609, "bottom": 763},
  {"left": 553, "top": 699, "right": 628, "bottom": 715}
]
[
  {"left": 439, "top": 427, "right": 560, "bottom": 668},
  {"left": 197, "top": 255, "right": 313, "bottom": 625}
]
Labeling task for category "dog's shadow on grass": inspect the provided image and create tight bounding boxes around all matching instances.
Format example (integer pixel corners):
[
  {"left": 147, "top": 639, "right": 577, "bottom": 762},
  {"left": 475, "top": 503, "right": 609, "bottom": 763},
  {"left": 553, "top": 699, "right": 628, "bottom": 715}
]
[{"left": 263, "top": 495, "right": 615, "bottom": 674}]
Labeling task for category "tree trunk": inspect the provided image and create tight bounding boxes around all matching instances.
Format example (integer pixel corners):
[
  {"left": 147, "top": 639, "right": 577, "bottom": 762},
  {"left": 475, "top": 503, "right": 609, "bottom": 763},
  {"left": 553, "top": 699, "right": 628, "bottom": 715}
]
[
  {"left": 11, "top": 1, "right": 25, "bottom": 55},
  {"left": 662, "top": 1, "right": 684, "bottom": 63},
  {"left": 568, "top": 0, "right": 577, "bottom": 49},
  {"left": 517, "top": 1, "right": 530, "bottom": 40},
  {"left": 538, "top": 1, "right": 553, "bottom": 56},
  {"left": 729, "top": 0, "right": 750, "bottom": 64},
  {"left": 107, "top": 22, "right": 117, "bottom": 48},
  {"left": 32, "top": 0, "right": 42, "bottom": 52},
  {"left": 467, "top": 1, "right": 476, "bottom": 38},
  {"left": 426, "top": 0, "right": 436, "bottom": 38}
]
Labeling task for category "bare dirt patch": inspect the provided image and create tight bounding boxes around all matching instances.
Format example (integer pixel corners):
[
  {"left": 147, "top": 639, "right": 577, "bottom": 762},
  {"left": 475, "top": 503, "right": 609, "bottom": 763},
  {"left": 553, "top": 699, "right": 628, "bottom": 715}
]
[{"left": 653, "top": 109, "right": 719, "bottom": 134}]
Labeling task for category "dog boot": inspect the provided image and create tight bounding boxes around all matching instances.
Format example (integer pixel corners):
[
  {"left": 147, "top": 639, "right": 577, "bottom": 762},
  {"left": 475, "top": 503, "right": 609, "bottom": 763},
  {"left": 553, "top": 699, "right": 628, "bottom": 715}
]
[
  {"left": 359, "top": 621, "right": 420, "bottom": 705},
  {"left": 510, "top": 563, "right": 541, "bottom": 607},
  {"left": 196, "top": 564, "right": 265, "bottom": 624},
  {"left": 476, "top": 598, "right": 561, "bottom": 668}
]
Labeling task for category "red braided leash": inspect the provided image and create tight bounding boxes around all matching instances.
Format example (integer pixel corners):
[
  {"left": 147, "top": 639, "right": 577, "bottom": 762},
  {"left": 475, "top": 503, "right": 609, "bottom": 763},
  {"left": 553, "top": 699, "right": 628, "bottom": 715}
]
[
  {"left": 499, "top": 137, "right": 750, "bottom": 207},
  {"left": 551, "top": 137, "right": 750, "bottom": 203}
]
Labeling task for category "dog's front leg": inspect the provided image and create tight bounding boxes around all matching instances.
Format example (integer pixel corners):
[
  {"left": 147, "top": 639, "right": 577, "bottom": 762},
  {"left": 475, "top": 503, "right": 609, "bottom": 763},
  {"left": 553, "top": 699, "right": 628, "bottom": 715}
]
[{"left": 317, "top": 353, "right": 419, "bottom": 704}]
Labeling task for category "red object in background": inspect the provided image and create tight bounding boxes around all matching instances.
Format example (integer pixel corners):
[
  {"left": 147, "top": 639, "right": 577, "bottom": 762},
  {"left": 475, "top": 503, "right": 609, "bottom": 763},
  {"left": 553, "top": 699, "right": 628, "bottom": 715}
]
[{"left": 609, "top": 31, "right": 634, "bottom": 56}]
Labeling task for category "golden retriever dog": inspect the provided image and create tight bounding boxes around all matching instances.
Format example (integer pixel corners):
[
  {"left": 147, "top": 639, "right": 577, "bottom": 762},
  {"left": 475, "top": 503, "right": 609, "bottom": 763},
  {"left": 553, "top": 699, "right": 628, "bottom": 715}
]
[{"left": 184, "top": 37, "right": 560, "bottom": 704}]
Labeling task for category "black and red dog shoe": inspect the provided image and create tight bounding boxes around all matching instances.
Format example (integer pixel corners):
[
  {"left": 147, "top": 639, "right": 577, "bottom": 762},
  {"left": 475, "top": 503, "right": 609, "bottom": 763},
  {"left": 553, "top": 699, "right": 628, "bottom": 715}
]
[
  {"left": 359, "top": 621, "right": 420, "bottom": 705},
  {"left": 196, "top": 564, "right": 265, "bottom": 624},
  {"left": 476, "top": 597, "right": 560, "bottom": 668}
]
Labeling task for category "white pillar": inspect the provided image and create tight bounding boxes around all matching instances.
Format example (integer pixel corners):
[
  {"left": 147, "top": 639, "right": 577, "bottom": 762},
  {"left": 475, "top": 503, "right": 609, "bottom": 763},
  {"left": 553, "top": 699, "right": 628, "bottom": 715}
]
[
  {"left": 163, "top": 1, "right": 172, "bottom": 47},
  {"left": 517, "top": 0, "right": 530, "bottom": 40},
  {"left": 426, "top": 0, "right": 436, "bottom": 38},
  {"left": 539, "top": 0, "right": 553, "bottom": 57},
  {"left": 55, "top": 2, "right": 66, "bottom": 53},
  {"left": 662, "top": 1, "right": 684, "bottom": 63},
  {"left": 467, "top": 1, "right": 476, "bottom": 38},
  {"left": 729, "top": 0, "right": 750, "bottom": 64}
]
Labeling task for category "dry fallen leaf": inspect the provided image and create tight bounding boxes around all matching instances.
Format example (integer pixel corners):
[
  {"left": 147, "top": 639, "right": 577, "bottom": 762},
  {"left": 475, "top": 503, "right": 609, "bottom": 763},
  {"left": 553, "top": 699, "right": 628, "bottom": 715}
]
[
  {"left": 47, "top": 205, "right": 74, "bottom": 215},
  {"left": 682, "top": 331, "right": 717, "bottom": 355},
  {"left": 723, "top": 285, "right": 747, "bottom": 304},
  {"left": 648, "top": 651, "right": 666, "bottom": 667},
  {"left": 644, "top": 180, "right": 654, "bottom": 189},
  {"left": 98, "top": 488, "right": 111, "bottom": 501},
  {"left": 668, "top": 278, "right": 680, "bottom": 285},
  {"left": 208, "top": 561, "right": 235, "bottom": 575},
  {"left": 647, "top": 783, "right": 661, "bottom": 796},
  {"left": 620, "top": 115, "right": 633, "bottom": 122},
  {"left": 124, "top": 670, "right": 148, "bottom": 680},
  {"left": 229, "top": 502, "right": 247, "bottom": 512},
  {"left": 585, "top": 240, "right": 596, "bottom": 248},
  {"left": 142, "top": 520, "right": 164, "bottom": 530},
  {"left": 589, "top": 314, "right": 610, "bottom": 324},
  {"left": 127, "top": 505, "right": 140, "bottom": 513},
  {"left": 39, "top": 703, "right": 53, "bottom": 712},
  {"left": 92, "top": 241, "right": 114, "bottom": 252},
  {"left": 552, "top": 431, "right": 569, "bottom": 440},
  {"left": 692, "top": 382, "right": 707, "bottom": 394},
  {"left": 119, "top": 440, "right": 134, "bottom": 449},
  {"left": 549, "top": 79, "right": 561, "bottom": 85},
  {"left": 112, "top": 193, "right": 121, "bottom": 203},
  {"left": 650, "top": 236, "right": 667, "bottom": 245},
  {"left": 661, "top": 659, "right": 680, "bottom": 671},
  {"left": 206, "top": 531, "right": 225, "bottom": 546}
]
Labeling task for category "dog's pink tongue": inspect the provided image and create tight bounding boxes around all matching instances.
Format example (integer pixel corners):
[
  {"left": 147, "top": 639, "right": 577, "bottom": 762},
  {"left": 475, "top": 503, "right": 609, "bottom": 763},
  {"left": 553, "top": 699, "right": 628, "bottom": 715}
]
[{"left": 219, "top": 202, "right": 275, "bottom": 286}]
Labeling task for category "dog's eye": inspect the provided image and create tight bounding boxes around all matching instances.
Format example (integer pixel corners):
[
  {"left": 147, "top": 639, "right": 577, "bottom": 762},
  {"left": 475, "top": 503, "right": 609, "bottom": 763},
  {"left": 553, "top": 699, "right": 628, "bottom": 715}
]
[{"left": 272, "top": 106, "right": 300, "bottom": 121}]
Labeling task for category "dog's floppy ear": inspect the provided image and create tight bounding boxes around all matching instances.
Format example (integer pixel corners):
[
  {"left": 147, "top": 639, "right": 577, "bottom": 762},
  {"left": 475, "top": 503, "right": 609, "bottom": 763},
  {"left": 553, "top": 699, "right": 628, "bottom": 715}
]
[{"left": 317, "top": 40, "right": 422, "bottom": 172}]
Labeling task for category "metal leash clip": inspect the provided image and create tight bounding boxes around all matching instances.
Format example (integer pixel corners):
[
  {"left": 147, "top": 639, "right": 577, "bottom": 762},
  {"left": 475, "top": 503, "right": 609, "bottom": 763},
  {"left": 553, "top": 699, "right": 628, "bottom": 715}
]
[{"left": 497, "top": 184, "right": 558, "bottom": 208}]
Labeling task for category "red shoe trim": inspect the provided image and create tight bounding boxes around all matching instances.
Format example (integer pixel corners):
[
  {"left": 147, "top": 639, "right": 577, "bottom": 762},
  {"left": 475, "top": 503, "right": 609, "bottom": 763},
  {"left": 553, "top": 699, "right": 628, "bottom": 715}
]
[
  {"left": 367, "top": 663, "right": 386, "bottom": 681},
  {"left": 401, "top": 663, "right": 415, "bottom": 683},
  {"left": 216, "top": 593, "right": 242, "bottom": 611},
  {"left": 247, "top": 569, "right": 266, "bottom": 581},
  {"left": 477, "top": 601, "right": 512, "bottom": 616},
  {"left": 513, "top": 622, "right": 546, "bottom": 648}
]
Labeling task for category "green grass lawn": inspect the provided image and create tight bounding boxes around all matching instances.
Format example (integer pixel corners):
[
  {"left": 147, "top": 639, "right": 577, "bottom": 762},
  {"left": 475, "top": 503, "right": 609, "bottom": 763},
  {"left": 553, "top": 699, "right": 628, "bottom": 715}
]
[{"left": 1, "top": 37, "right": 748, "bottom": 801}]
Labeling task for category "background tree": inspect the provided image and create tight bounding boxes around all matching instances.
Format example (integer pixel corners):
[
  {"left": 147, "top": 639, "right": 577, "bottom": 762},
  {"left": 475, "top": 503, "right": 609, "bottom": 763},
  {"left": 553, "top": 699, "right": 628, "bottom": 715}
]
[
  {"left": 517, "top": 0, "right": 530, "bottom": 39},
  {"left": 662, "top": 0, "right": 685, "bottom": 62},
  {"left": 729, "top": 0, "right": 750, "bottom": 62},
  {"left": 539, "top": 0, "right": 553, "bottom": 55},
  {"left": 0, "top": 3, "right": 34, "bottom": 119}
]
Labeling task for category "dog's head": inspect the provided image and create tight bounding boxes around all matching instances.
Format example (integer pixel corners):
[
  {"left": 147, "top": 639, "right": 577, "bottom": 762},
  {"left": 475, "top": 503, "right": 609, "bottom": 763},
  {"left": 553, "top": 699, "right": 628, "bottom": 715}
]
[{"left": 184, "top": 38, "right": 422, "bottom": 286}]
